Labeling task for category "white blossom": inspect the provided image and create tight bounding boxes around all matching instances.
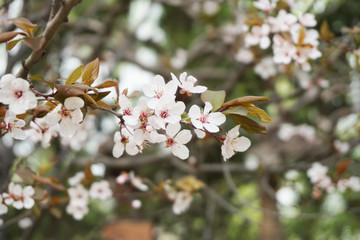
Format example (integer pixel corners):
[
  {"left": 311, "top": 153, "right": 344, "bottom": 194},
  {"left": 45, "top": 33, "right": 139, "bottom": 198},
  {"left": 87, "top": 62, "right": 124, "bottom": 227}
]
[
  {"left": 188, "top": 102, "right": 226, "bottom": 133},
  {"left": 112, "top": 128, "right": 139, "bottom": 158},
  {"left": 2, "top": 182, "right": 35, "bottom": 210},
  {"left": 131, "top": 199, "right": 142, "bottom": 209},
  {"left": 116, "top": 172, "right": 129, "bottom": 184},
  {"left": 345, "top": 176, "right": 360, "bottom": 192},
  {"left": 235, "top": 48, "right": 254, "bottom": 64},
  {"left": 163, "top": 123, "right": 192, "bottom": 160},
  {"left": 172, "top": 191, "right": 193, "bottom": 215},
  {"left": 245, "top": 24, "right": 271, "bottom": 49},
  {"left": 89, "top": 180, "right": 113, "bottom": 200},
  {"left": 299, "top": 13, "right": 317, "bottom": 27},
  {"left": 27, "top": 117, "right": 58, "bottom": 148},
  {"left": 118, "top": 94, "right": 140, "bottom": 126},
  {"left": 0, "top": 74, "right": 37, "bottom": 114},
  {"left": 129, "top": 171, "right": 149, "bottom": 192},
  {"left": 151, "top": 95, "right": 185, "bottom": 129},
  {"left": 171, "top": 72, "right": 207, "bottom": 96},
  {"left": 267, "top": 10, "right": 297, "bottom": 32},
  {"left": 254, "top": 57, "right": 277, "bottom": 79},
  {"left": 221, "top": 125, "right": 251, "bottom": 161},
  {"left": 45, "top": 97, "right": 84, "bottom": 138},
  {"left": 143, "top": 75, "right": 178, "bottom": 109},
  {"left": 307, "top": 162, "right": 328, "bottom": 184},
  {"left": 66, "top": 203, "right": 89, "bottom": 221},
  {"left": 4, "top": 110, "right": 26, "bottom": 140},
  {"left": 66, "top": 184, "right": 89, "bottom": 220},
  {"left": 68, "top": 172, "right": 85, "bottom": 186},
  {"left": 0, "top": 195, "right": 8, "bottom": 215},
  {"left": 253, "top": 0, "right": 278, "bottom": 12}
]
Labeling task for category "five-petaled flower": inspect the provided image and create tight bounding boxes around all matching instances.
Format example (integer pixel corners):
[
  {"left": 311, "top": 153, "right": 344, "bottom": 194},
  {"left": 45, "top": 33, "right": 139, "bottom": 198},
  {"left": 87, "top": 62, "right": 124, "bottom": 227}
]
[
  {"left": 2, "top": 183, "right": 35, "bottom": 210},
  {"left": 161, "top": 123, "right": 192, "bottom": 160},
  {"left": 0, "top": 74, "right": 37, "bottom": 114},
  {"left": 170, "top": 72, "right": 207, "bottom": 96},
  {"left": 89, "top": 180, "right": 113, "bottom": 200},
  {"left": 188, "top": 102, "right": 226, "bottom": 133},
  {"left": 221, "top": 125, "right": 251, "bottom": 161},
  {"left": 45, "top": 97, "right": 85, "bottom": 138}
]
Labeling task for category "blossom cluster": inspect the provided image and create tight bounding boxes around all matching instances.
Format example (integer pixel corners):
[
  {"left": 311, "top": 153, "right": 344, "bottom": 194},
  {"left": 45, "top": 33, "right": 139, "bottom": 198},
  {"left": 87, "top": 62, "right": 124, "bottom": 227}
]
[
  {"left": 0, "top": 183, "right": 35, "bottom": 226},
  {"left": 0, "top": 72, "right": 251, "bottom": 161},
  {"left": 66, "top": 172, "right": 113, "bottom": 220},
  {"left": 111, "top": 72, "right": 250, "bottom": 161},
  {"left": 307, "top": 162, "right": 360, "bottom": 195},
  {"left": 223, "top": 0, "right": 322, "bottom": 81}
]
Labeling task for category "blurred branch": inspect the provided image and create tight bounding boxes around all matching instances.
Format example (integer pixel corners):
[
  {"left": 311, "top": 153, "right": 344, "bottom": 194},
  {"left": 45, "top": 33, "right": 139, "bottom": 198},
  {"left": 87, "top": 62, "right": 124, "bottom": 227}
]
[{"left": 16, "top": 0, "right": 82, "bottom": 78}]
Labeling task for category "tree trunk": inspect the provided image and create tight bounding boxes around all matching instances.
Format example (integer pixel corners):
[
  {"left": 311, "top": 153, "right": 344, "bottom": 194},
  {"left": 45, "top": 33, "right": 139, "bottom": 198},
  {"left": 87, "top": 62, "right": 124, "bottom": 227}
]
[{"left": 259, "top": 172, "right": 283, "bottom": 240}]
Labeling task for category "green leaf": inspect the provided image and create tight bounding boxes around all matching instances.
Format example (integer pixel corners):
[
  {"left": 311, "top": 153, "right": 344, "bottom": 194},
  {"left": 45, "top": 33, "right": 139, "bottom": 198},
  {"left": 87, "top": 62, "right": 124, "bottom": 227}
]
[
  {"left": 200, "top": 90, "right": 226, "bottom": 111},
  {"left": 65, "top": 65, "right": 83, "bottom": 85},
  {"left": 29, "top": 74, "right": 55, "bottom": 89},
  {"left": 222, "top": 106, "right": 248, "bottom": 116},
  {"left": 230, "top": 114, "right": 267, "bottom": 134},
  {"left": 82, "top": 58, "right": 99, "bottom": 86}
]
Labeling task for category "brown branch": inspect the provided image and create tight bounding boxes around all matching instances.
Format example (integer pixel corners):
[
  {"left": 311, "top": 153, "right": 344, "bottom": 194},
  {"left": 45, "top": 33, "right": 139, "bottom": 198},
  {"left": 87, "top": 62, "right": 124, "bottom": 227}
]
[{"left": 16, "top": 0, "right": 82, "bottom": 79}]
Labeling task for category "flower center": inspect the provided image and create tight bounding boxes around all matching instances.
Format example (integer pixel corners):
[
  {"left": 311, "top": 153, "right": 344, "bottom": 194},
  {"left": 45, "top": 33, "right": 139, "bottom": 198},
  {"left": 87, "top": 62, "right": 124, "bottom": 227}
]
[
  {"left": 155, "top": 91, "right": 163, "bottom": 99},
  {"left": 123, "top": 108, "right": 132, "bottom": 116},
  {"left": 160, "top": 110, "right": 169, "bottom": 119},
  {"left": 14, "top": 90, "right": 23, "bottom": 99},
  {"left": 120, "top": 136, "right": 128, "bottom": 144},
  {"left": 166, "top": 137, "right": 175, "bottom": 147},
  {"left": 7, "top": 123, "right": 13, "bottom": 131},
  {"left": 61, "top": 108, "right": 71, "bottom": 118},
  {"left": 199, "top": 114, "right": 208, "bottom": 124}
]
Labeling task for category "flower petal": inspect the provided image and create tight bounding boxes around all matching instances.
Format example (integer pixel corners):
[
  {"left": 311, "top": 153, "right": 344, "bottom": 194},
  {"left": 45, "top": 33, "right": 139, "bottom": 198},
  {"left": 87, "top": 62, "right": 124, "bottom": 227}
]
[
  {"left": 64, "top": 97, "right": 84, "bottom": 110},
  {"left": 175, "top": 129, "right": 192, "bottom": 144},
  {"left": 171, "top": 144, "right": 189, "bottom": 160},
  {"left": 113, "top": 142, "right": 124, "bottom": 158}
]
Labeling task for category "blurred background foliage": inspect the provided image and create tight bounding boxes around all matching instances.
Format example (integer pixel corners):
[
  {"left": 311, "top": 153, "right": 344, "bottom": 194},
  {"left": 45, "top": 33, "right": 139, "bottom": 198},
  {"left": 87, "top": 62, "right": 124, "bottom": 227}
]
[{"left": 1, "top": 0, "right": 360, "bottom": 239}]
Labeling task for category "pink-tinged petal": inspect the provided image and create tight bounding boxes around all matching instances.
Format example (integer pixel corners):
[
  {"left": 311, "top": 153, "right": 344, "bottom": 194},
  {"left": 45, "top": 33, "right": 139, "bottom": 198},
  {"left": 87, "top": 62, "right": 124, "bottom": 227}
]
[
  {"left": 170, "top": 72, "right": 179, "bottom": 83},
  {"left": 149, "top": 131, "right": 167, "bottom": 143},
  {"left": 166, "top": 80, "right": 178, "bottom": 96},
  {"left": 194, "top": 129, "right": 206, "bottom": 139},
  {"left": 45, "top": 109, "right": 61, "bottom": 126},
  {"left": 146, "top": 98, "right": 158, "bottom": 109},
  {"left": 166, "top": 115, "right": 181, "bottom": 124},
  {"left": 0, "top": 89, "right": 13, "bottom": 104},
  {"left": 204, "top": 123, "right": 219, "bottom": 133},
  {"left": 179, "top": 72, "right": 188, "bottom": 84},
  {"left": 4, "top": 197, "right": 14, "bottom": 205},
  {"left": 228, "top": 125, "right": 240, "bottom": 139},
  {"left": 0, "top": 204, "right": 8, "bottom": 214},
  {"left": 204, "top": 102, "right": 213, "bottom": 114},
  {"left": 233, "top": 136, "right": 251, "bottom": 152},
  {"left": 175, "top": 129, "right": 192, "bottom": 144},
  {"left": 124, "top": 115, "right": 139, "bottom": 126},
  {"left": 188, "top": 105, "right": 201, "bottom": 119},
  {"left": 13, "top": 184, "right": 22, "bottom": 196},
  {"left": 221, "top": 145, "right": 235, "bottom": 161},
  {"left": 22, "top": 91, "right": 37, "bottom": 107},
  {"left": 191, "top": 119, "right": 203, "bottom": 129},
  {"left": 13, "top": 200, "right": 24, "bottom": 210},
  {"left": 23, "top": 186, "right": 35, "bottom": 198},
  {"left": 60, "top": 118, "right": 77, "bottom": 137},
  {"left": 171, "top": 101, "right": 185, "bottom": 115},
  {"left": 9, "top": 102, "right": 28, "bottom": 115},
  {"left": 192, "top": 85, "right": 207, "bottom": 93},
  {"left": 72, "top": 109, "right": 83, "bottom": 124},
  {"left": 64, "top": 97, "right": 84, "bottom": 110},
  {"left": 23, "top": 197, "right": 35, "bottom": 209},
  {"left": 260, "top": 37, "right": 271, "bottom": 49},
  {"left": 0, "top": 74, "right": 16, "bottom": 88},
  {"left": 113, "top": 142, "right": 124, "bottom": 158},
  {"left": 125, "top": 142, "right": 139, "bottom": 156},
  {"left": 153, "top": 74, "right": 166, "bottom": 87},
  {"left": 171, "top": 144, "right": 189, "bottom": 160},
  {"left": 208, "top": 112, "right": 226, "bottom": 125},
  {"left": 12, "top": 78, "right": 30, "bottom": 91},
  {"left": 10, "top": 128, "right": 26, "bottom": 140},
  {"left": 166, "top": 123, "right": 181, "bottom": 138}
]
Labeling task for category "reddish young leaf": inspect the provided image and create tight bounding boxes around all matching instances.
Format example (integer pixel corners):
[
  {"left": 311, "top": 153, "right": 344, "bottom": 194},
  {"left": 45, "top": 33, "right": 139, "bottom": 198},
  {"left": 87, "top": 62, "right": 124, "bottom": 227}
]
[
  {"left": 9, "top": 17, "right": 37, "bottom": 36},
  {"left": 0, "top": 31, "right": 26, "bottom": 43},
  {"left": 82, "top": 58, "right": 100, "bottom": 86},
  {"left": 23, "top": 36, "right": 45, "bottom": 51},
  {"left": 7, "top": 38, "right": 23, "bottom": 50},
  {"left": 336, "top": 159, "right": 352, "bottom": 176}
]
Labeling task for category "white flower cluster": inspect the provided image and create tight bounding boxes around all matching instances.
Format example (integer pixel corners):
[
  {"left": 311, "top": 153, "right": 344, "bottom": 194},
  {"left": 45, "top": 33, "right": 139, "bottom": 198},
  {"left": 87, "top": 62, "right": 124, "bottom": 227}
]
[
  {"left": 66, "top": 172, "right": 112, "bottom": 220},
  {"left": 112, "top": 72, "right": 250, "bottom": 161},
  {"left": 307, "top": 162, "right": 360, "bottom": 194},
  {"left": 163, "top": 182, "right": 193, "bottom": 215},
  {"left": 0, "top": 183, "right": 35, "bottom": 225},
  {"left": 116, "top": 171, "right": 149, "bottom": 192}
]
